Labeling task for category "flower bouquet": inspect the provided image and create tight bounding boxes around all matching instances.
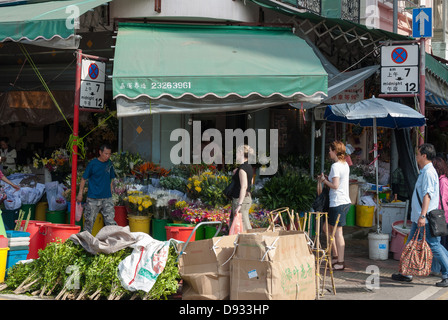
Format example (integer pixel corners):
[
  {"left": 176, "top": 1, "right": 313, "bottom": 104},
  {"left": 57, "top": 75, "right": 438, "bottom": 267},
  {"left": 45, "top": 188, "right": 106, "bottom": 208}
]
[
  {"left": 124, "top": 191, "right": 154, "bottom": 217},
  {"left": 112, "top": 178, "right": 128, "bottom": 206},
  {"left": 186, "top": 171, "right": 230, "bottom": 206},
  {"left": 249, "top": 203, "right": 270, "bottom": 229},
  {"left": 169, "top": 199, "right": 188, "bottom": 222},
  {"left": 33, "top": 148, "right": 70, "bottom": 173},
  {"left": 110, "top": 151, "right": 144, "bottom": 178}
]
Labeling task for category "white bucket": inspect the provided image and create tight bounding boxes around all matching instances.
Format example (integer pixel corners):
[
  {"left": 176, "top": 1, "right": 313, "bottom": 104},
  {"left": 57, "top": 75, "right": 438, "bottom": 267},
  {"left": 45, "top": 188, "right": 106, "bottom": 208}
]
[{"left": 368, "top": 232, "right": 389, "bottom": 260}]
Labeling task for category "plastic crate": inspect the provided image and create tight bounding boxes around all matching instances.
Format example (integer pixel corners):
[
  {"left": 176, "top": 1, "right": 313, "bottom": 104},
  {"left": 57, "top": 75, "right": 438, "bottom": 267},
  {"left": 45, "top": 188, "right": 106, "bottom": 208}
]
[
  {"left": 6, "top": 230, "right": 30, "bottom": 238},
  {"left": 6, "top": 250, "right": 29, "bottom": 272}
]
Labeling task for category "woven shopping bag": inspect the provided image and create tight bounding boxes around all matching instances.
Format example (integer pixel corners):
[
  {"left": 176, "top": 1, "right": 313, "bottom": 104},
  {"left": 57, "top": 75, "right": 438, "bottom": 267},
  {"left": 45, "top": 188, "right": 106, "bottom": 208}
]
[{"left": 399, "top": 228, "right": 433, "bottom": 276}]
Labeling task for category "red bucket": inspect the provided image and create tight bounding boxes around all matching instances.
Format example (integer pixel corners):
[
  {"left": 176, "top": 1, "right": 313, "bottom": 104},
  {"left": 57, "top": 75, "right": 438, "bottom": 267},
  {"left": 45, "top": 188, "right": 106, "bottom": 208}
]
[
  {"left": 165, "top": 225, "right": 196, "bottom": 242},
  {"left": 19, "top": 220, "right": 52, "bottom": 259},
  {"left": 43, "top": 223, "right": 81, "bottom": 246},
  {"left": 114, "top": 206, "right": 128, "bottom": 227}
]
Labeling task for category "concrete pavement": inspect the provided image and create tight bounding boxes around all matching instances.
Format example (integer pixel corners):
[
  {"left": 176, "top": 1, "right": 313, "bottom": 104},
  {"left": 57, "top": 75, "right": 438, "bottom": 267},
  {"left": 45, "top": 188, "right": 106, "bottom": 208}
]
[{"left": 319, "top": 225, "right": 448, "bottom": 300}]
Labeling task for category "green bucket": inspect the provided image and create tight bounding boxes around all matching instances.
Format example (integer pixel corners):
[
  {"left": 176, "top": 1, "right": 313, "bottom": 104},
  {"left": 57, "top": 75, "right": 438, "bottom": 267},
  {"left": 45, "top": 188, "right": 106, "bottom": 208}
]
[
  {"left": 346, "top": 204, "right": 356, "bottom": 226},
  {"left": 46, "top": 210, "right": 66, "bottom": 224},
  {"left": 1, "top": 208, "right": 20, "bottom": 230},
  {"left": 152, "top": 219, "right": 169, "bottom": 241},
  {"left": 204, "top": 225, "right": 222, "bottom": 238},
  {"left": 21, "top": 204, "right": 36, "bottom": 221}
]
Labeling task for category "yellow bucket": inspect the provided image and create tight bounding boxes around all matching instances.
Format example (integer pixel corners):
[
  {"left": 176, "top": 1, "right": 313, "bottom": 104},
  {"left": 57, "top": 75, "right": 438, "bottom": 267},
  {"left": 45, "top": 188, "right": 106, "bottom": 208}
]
[
  {"left": 83, "top": 213, "right": 104, "bottom": 236},
  {"left": 128, "top": 215, "right": 151, "bottom": 234},
  {"left": 35, "top": 202, "right": 48, "bottom": 221},
  {"left": 0, "top": 247, "right": 9, "bottom": 283},
  {"left": 356, "top": 205, "right": 375, "bottom": 227}
]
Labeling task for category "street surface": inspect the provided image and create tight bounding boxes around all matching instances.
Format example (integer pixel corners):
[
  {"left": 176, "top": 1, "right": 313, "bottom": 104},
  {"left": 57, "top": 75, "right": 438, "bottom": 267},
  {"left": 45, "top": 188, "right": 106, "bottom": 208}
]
[
  {"left": 1, "top": 226, "right": 448, "bottom": 301},
  {"left": 320, "top": 227, "right": 448, "bottom": 300}
]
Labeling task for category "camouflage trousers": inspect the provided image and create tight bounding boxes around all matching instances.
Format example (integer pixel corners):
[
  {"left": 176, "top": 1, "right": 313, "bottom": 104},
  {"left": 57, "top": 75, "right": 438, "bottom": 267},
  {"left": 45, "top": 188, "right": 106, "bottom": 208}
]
[{"left": 84, "top": 197, "right": 117, "bottom": 234}]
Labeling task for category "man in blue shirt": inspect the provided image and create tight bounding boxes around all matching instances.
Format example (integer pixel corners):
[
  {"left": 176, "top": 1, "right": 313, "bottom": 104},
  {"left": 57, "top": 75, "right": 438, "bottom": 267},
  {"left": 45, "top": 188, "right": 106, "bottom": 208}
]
[
  {"left": 392, "top": 143, "right": 448, "bottom": 287},
  {"left": 77, "top": 143, "right": 117, "bottom": 234}
]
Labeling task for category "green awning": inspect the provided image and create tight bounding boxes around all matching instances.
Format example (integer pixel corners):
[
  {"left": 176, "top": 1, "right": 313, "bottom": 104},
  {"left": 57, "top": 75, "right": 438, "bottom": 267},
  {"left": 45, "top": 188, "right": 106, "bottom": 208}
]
[
  {"left": 113, "top": 23, "right": 328, "bottom": 115},
  {"left": 0, "top": 0, "right": 111, "bottom": 49}
]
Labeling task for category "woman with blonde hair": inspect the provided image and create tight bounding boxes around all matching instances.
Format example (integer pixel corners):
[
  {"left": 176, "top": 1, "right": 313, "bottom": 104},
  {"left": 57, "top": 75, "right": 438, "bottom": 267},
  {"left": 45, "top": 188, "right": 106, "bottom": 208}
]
[
  {"left": 229, "top": 144, "right": 255, "bottom": 232},
  {"left": 318, "top": 141, "right": 351, "bottom": 270}
]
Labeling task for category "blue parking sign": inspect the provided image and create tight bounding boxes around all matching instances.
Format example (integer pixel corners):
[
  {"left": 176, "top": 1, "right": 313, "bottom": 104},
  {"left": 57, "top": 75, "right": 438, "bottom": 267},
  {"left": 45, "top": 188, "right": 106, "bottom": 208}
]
[{"left": 412, "top": 8, "right": 432, "bottom": 38}]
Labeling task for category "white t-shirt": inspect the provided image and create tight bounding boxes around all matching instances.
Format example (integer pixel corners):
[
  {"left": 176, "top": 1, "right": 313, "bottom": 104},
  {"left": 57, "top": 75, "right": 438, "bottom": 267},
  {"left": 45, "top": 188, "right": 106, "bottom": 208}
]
[{"left": 328, "top": 161, "right": 351, "bottom": 207}]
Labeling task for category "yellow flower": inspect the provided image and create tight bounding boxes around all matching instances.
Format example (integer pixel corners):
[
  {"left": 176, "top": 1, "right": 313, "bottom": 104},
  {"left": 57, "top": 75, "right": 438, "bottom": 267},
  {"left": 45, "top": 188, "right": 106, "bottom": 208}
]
[
  {"left": 138, "top": 205, "right": 143, "bottom": 211},
  {"left": 193, "top": 180, "right": 201, "bottom": 187},
  {"left": 195, "top": 186, "right": 202, "bottom": 193}
]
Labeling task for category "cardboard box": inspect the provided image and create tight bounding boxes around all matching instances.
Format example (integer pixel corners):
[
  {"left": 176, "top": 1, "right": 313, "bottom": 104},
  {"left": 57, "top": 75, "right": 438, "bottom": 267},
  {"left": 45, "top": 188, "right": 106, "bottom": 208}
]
[
  {"left": 230, "top": 231, "right": 316, "bottom": 300},
  {"left": 178, "top": 235, "right": 238, "bottom": 300}
]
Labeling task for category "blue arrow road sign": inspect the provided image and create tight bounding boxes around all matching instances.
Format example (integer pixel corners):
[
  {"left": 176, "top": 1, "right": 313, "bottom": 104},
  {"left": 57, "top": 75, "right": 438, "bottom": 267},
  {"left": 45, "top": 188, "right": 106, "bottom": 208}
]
[{"left": 412, "top": 7, "right": 432, "bottom": 38}]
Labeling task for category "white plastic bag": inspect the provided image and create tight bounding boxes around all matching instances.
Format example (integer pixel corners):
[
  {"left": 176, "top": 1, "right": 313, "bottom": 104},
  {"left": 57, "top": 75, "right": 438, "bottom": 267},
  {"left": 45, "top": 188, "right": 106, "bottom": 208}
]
[
  {"left": 45, "top": 181, "right": 67, "bottom": 211},
  {"left": 75, "top": 202, "right": 83, "bottom": 222},
  {"left": 118, "top": 233, "right": 170, "bottom": 292}
]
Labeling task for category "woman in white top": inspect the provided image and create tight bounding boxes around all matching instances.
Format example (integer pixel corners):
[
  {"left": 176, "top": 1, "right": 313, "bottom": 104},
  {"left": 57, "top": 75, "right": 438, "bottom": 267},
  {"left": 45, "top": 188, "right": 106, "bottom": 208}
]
[
  {"left": 318, "top": 141, "right": 351, "bottom": 271},
  {"left": 0, "top": 138, "right": 17, "bottom": 171}
]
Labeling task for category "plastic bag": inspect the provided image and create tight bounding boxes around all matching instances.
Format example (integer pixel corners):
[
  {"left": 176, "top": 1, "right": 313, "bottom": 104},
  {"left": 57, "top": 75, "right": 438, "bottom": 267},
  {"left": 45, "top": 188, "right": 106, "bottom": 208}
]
[
  {"left": 118, "top": 233, "right": 170, "bottom": 292},
  {"left": 75, "top": 202, "right": 83, "bottom": 222},
  {"left": 229, "top": 213, "right": 244, "bottom": 235},
  {"left": 45, "top": 181, "right": 67, "bottom": 211}
]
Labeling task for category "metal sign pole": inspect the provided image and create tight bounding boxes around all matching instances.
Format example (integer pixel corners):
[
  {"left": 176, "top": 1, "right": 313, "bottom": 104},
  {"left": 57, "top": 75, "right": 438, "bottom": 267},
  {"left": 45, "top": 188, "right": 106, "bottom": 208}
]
[
  {"left": 418, "top": 37, "right": 426, "bottom": 146},
  {"left": 70, "top": 49, "right": 82, "bottom": 225}
]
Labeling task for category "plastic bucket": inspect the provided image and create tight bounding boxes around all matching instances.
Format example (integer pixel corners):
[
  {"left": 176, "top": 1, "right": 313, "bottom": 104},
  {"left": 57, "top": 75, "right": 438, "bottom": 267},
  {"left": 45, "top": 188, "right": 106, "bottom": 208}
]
[
  {"left": 390, "top": 220, "right": 412, "bottom": 260},
  {"left": 44, "top": 223, "right": 81, "bottom": 245},
  {"left": 165, "top": 224, "right": 196, "bottom": 242},
  {"left": 356, "top": 205, "right": 375, "bottom": 227},
  {"left": 346, "top": 205, "right": 356, "bottom": 226},
  {"left": 46, "top": 210, "right": 66, "bottom": 224},
  {"left": 83, "top": 213, "right": 104, "bottom": 236},
  {"left": 20, "top": 204, "right": 36, "bottom": 220},
  {"left": 114, "top": 206, "right": 128, "bottom": 227},
  {"left": 128, "top": 215, "right": 151, "bottom": 234},
  {"left": 0, "top": 247, "right": 8, "bottom": 282},
  {"left": 152, "top": 219, "right": 168, "bottom": 241},
  {"left": 19, "top": 220, "right": 52, "bottom": 259},
  {"left": 35, "top": 202, "right": 48, "bottom": 221},
  {"left": 204, "top": 225, "right": 222, "bottom": 238},
  {"left": 368, "top": 232, "right": 389, "bottom": 260},
  {"left": 1, "top": 208, "right": 20, "bottom": 230}
]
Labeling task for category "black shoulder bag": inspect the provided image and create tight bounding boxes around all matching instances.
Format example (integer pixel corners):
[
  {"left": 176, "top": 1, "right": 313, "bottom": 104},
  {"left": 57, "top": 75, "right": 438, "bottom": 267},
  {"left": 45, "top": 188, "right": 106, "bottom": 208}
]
[
  {"left": 416, "top": 189, "right": 448, "bottom": 237},
  {"left": 223, "top": 169, "right": 239, "bottom": 199}
]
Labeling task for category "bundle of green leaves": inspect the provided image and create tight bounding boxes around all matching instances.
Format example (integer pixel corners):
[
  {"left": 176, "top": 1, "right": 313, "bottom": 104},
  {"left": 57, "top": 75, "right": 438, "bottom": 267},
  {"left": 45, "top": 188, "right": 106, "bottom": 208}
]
[{"left": 1, "top": 240, "right": 180, "bottom": 300}]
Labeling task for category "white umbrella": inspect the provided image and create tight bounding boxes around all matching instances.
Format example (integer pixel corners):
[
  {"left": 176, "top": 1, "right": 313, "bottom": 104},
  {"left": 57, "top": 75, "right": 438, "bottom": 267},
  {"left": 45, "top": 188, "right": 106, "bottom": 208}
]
[{"left": 324, "top": 97, "right": 425, "bottom": 233}]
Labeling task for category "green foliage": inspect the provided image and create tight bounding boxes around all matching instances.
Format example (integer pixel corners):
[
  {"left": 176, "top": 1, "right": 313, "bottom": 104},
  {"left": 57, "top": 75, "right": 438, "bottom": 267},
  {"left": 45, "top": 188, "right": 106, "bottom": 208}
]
[
  {"left": 258, "top": 166, "right": 316, "bottom": 213},
  {"left": 3, "top": 239, "right": 180, "bottom": 300}
]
